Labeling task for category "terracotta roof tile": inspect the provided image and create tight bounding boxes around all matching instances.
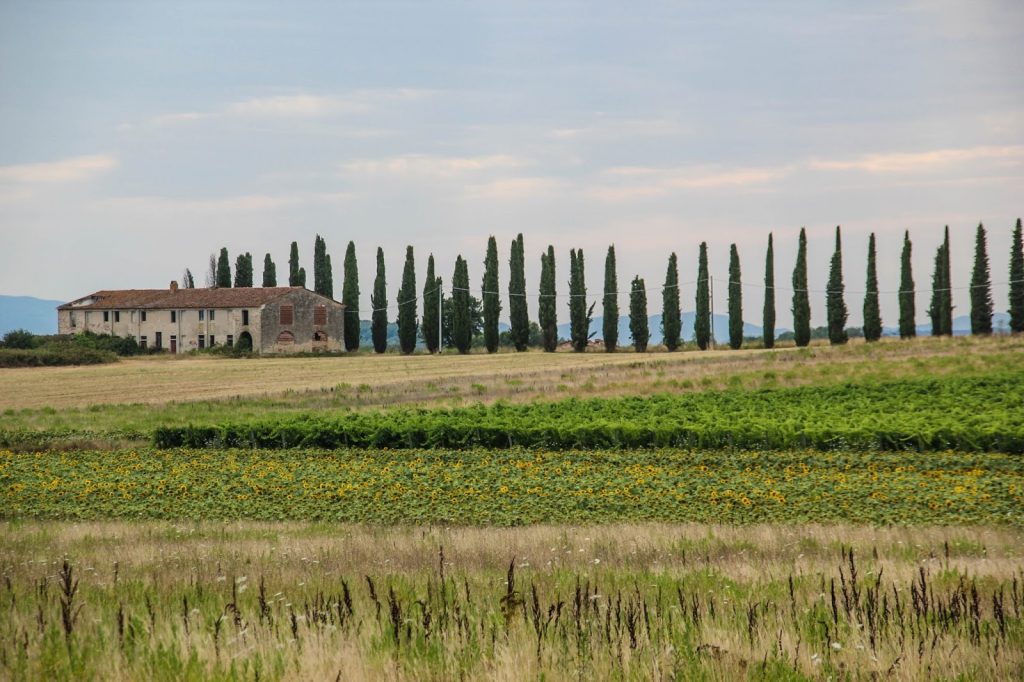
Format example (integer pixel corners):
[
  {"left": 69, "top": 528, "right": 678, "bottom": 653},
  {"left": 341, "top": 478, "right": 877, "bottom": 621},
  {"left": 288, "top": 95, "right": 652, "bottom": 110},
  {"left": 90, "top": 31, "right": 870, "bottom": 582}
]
[{"left": 58, "top": 287, "right": 334, "bottom": 310}]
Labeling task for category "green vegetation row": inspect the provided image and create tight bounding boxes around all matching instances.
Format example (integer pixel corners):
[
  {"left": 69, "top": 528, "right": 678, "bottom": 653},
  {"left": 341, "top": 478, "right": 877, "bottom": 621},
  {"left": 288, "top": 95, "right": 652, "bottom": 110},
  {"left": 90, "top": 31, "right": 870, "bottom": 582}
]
[
  {"left": 0, "top": 330, "right": 151, "bottom": 367},
  {"left": 4, "top": 447, "right": 1022, "bottom": 525},
  {"left": 151, "top": 371, "right": 1024, "bottom": 452}
]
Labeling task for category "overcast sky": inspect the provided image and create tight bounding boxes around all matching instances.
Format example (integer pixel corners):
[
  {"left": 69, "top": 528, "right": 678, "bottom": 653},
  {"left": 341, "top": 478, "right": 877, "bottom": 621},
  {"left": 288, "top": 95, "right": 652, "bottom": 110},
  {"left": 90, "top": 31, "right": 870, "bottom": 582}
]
[{"left": 1, "top": 1, "right": 1021, "bottom": 328}]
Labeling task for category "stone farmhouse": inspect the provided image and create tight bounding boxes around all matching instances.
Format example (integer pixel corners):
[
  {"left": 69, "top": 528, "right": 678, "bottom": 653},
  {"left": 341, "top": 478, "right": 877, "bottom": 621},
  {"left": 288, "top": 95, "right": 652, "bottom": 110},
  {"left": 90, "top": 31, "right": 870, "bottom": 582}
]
[{"left": 57, "top": 283, "right": 346, "bottom": 354}]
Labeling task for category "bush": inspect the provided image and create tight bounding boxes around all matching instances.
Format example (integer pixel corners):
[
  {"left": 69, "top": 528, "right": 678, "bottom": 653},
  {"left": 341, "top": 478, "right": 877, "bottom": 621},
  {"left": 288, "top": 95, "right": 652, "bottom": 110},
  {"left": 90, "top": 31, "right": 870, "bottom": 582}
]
[
  {"left": 0, "top": 346, "right": 117, "bottom": 367},
  {"left": 0, "top": 329, "right": 40, "bottom": 349}
]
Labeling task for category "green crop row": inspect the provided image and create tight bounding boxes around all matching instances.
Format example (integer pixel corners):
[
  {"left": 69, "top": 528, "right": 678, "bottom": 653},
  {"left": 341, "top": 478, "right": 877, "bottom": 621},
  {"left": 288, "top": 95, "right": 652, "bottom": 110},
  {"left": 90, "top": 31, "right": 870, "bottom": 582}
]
[
  {"left": 4, "top": 447, "right": 1023, "bottom": 525},
  {"left": 151, "top": 371, "right": 1024, "bottom": 452}
]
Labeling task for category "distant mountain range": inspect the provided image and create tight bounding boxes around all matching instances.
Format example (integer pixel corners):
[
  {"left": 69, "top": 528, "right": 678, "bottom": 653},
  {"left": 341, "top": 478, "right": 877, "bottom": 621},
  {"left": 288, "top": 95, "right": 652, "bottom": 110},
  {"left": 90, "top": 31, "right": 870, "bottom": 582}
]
[
  {"left": 1, "top": 294, "right": 1012, "bottom": 342},
  {"left": 0, "top": 296, "right": 63, "bottom": 336}
]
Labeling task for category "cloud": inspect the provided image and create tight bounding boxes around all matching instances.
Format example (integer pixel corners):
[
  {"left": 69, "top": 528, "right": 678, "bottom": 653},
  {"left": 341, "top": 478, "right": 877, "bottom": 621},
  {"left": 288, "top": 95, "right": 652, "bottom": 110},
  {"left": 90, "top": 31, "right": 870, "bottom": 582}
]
[
  {"left": 342, "top": 154, "right": 525, "bottom": 178},
  {"left": 135, "top": 88, "right": 434, "bottom": 128},
  {"left": 97, "top": 191, "right": 352, "bottom": 214},
  {"left": 590, "top": 163, "right": 791, "bottom": 201},
  {"left": 810, "top": 145, "right": 1024, "bottom": 173},
  {"left": 0, "top": 154, "right": 118, "bottom": 184},
  {"left": 463, "top": 176, "right": 565, "bottom": 200}
]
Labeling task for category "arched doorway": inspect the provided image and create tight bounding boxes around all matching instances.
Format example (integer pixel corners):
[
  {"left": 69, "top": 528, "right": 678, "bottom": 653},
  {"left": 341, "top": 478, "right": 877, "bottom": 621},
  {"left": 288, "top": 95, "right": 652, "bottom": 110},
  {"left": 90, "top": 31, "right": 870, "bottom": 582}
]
[
  {"left": 312, "top": 330, "right": 328, "bottom": 351},
  {"left": 237, "top": 331, "right": 253, "bottom": 352}
]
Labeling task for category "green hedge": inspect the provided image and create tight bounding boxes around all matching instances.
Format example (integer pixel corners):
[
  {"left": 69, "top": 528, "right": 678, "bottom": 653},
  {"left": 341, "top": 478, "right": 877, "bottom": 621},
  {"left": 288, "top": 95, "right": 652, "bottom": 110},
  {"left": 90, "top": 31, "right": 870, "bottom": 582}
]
[
  {"left": 153, "top": 372, "right": 1024, "bottom": 453},
  {"left": 0, "top": 346, "right": 117, "bottom": 367}
]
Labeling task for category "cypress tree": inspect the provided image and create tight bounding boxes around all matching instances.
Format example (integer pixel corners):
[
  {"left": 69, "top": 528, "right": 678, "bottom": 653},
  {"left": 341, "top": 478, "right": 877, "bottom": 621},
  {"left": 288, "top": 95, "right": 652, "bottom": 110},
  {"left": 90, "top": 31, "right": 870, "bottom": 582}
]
[
  {"left": 898, "top": 232, "right": 915, "bottom": 338},
  {"left": 863, "top": 233, "right": 881, "bottom": 342},
  {"left": 342, "top": 242, "right": 359, "bottom": 351},
  {"left": 297, "top": 267, "right": 306, "bottom": 288},
  {"left": 763, "top": 233, "right": 775, "bottom": 349},
  {"left": 970, "top": 222, "right": 993, "bottom": 335},
  {"left": 262, "top": 254, "right": 277, "bottom": 287},
  {"left": 792, "top": 228, "right": 811, "bottom": 347},
  {"left": 603, "top": 245, "right": 618, "bottom": 352},
  {"left": 313, "top": 235, "right": 333, "bottom": 297},
  {"left": 234, "top": 252, "right": 253, "bottom": 287},
  {"left": 629, "top": 276, "right": 649, "bottom": 352},
  {"left": 508, "top": 234, "right": 529, "bottom": 351},
  {"left": 539, "top": 246, "right": 557, "bottom": 352},
  {"left": 942, "top": 226, "right": 953, "bottom": 335},
  {"left": 694, "top": 242, "right": 711, "bottom": 350},
  {"left": 183, "top": 269, "right": 195, "bottom": 289},
  {"left": 288, "top": 242, "right": 301, "bottom": 286},
  {"left": 568, "top": 248, "right": 593, "bottom": 352},
  {"left": 662, "top": 253, "right": 681, "bottom": 351},
  {"left": 826, "top": 226, "right": 848, "bottom": 345},
  {"left": 216, "top": 248, "right": 232, "bottom": 288},
  {"left": 396, "top": 246, "right": 417, "bottom": 354},
  {"left": 324, "top": 254, "right": 334, "bottom": 299},
  {"left": 482, "top": 236, "right": 501, "bottom": 353},
  {"left": 928, "top": 243, "right": 945, "bottom": 337},
  {"left": 1010, "top": 218, "right": 1024, "bottom": 333},
  {"left": 206, "top": 253, "right": 217, "bottom": 288},
  {"left": 728, "top": 244, "right": 742, "bottom": 350},
  {"left": 422, "top": 254, "right": 440, "bottom": 353},
  {"left": 452, "top": 256, "right": 471, "bottom": 354},
  {"left": 371, "top": 247, "right": 387, "bottom": 353}
]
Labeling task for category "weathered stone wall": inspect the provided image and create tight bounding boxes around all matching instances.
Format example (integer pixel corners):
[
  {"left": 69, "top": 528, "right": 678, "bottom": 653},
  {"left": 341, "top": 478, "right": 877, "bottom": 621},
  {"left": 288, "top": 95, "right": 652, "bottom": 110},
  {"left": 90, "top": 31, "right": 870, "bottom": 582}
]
[{"left": 259, "top": 289, "right": 344, "bottom": 354}]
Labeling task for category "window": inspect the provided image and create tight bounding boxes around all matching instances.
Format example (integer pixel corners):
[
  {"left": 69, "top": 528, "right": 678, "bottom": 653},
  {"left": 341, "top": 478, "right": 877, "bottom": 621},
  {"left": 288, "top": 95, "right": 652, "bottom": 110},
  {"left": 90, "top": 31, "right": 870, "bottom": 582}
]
[
  {"left": 198, "top": 335, "right": 205, "bottom": 349},
  {"left": 103, "top": 311, "right": 109, "bottom": 322},
  {"left": 171, "top": 310, "right": 177, "bottom": 323},
  {"left": 70, "top": 313, "right": 77, "bottom": 327},
  {"left": 155, "top": 332, "right": 163, "bottom": 349},
  {"left": 209, "top": 335, "right": 215, "bottom": 346},
  {"left": 242, "top": 309, "right": 249, "bottom": 326},
  {"left": 227, "top": 335, "right": 234, "bottom": 347},
  {"left": 313, "top": 305, "right": 327, "bottom": 326},
  {"left": 141, "top": 311, "right": 147, "bottom": 322},
  {"left": 114, "top": 311, "right": 120, "bottom": 323},
  {"left": 209, "top": 309, "right": 215, "bottom": 321},
  {"left": 276, "top": 331, "right": 295, "bottom": 344},
  {"left": 279, "top": 304, "right": 293, "bottom": 325},
  {"left": 140, "top": 336, "right": 147, "bottom": 349},
  {"left": 199, "top": 309, "right": 205, "bottom": 321}
]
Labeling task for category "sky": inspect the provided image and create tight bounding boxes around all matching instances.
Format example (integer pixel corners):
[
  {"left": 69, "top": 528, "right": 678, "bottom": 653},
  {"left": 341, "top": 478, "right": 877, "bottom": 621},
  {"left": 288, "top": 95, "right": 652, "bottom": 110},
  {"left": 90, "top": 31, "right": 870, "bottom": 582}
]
[{"left": 1, "top": 0, "right": 1022, "bottom": 328}]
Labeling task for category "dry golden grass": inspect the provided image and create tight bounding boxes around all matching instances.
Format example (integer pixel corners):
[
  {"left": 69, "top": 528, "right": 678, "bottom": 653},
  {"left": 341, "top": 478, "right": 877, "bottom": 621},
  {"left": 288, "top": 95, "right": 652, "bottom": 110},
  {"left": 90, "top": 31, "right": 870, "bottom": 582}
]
[
  {"left": 1, "top": 334, "right": 1019, "bottom": 412},
  {"left": 1, "top": 521, "right": 1021, "bottom": 680}
]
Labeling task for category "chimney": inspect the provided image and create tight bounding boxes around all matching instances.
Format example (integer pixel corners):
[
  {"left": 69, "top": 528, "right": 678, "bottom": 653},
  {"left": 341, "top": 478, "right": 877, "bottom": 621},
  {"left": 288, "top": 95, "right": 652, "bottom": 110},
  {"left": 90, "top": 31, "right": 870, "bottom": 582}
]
[{"left": 170, "top": 280, "right": 179, "bottom": 293}]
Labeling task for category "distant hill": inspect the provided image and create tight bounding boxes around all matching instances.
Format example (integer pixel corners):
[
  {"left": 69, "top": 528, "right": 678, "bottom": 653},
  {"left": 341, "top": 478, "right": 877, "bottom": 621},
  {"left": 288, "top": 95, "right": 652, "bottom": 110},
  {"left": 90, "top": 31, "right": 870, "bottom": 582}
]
[
  {"left": 0, "top": 295, "right": 63, "bottom": 336},
  {"left": 560, "top": 312, "right": 765, "bottom": 346}
]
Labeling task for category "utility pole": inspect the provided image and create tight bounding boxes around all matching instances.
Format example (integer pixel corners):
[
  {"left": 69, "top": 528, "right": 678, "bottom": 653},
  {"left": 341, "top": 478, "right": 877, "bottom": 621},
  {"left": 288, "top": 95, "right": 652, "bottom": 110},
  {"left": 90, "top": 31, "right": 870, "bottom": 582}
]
[
  {"left": 709, "top": 274, "right": 716, "bottom": 349},
  {"left": 438, "top": 284, "right": 443, "bottom": 354}
]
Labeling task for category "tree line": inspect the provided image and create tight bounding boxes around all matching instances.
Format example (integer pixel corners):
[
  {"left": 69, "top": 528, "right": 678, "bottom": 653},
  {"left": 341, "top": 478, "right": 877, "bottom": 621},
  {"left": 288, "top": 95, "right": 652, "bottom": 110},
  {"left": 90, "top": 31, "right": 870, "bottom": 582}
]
[{"left": 187, "top": 218, "right": 1024, "bottom": 354}]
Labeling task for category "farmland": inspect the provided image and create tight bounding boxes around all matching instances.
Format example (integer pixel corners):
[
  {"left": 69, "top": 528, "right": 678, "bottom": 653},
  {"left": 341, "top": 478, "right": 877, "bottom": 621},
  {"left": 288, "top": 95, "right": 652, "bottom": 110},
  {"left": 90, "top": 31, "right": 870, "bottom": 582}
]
[
  {"left": 0, "top": 522, "right": 1021, "bottom": 680},
  {"left": 1, "top": 335, "right": 1023, "bottom": 679}
]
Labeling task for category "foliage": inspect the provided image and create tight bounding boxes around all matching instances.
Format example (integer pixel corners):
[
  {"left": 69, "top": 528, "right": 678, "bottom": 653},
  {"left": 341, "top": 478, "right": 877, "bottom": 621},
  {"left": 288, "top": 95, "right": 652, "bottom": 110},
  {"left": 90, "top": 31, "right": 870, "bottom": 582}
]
[
  {"left": 313, "top": 234, "right": 333, "bottom": 298},
  {"left": 342, "top": 241, "right": 360, "bottom": 350},
  {"left": 149, "top": 370, "right": 1024, "bottom": 453},
  {"left": 0, "top": 346, "right": 116, "bottom": 368},
  {"left": 371, "top": 247, "right": 388, "bottom": 353},
  {"left": 6, "top": 447, "right": 1024, "bottom": 525},
  {"left": 970, "top": 222, "right": 993, "bottom": 335},
  {"left": 539, "top": 246, "right": 557, "bottom": 352},
  {"left": 899, "top": 231, "right": 915, "bottom": 339},
  {"left": 661, "top": 253, "right": 680, "bottom": 351},
  {"left": 763, "top": 233, "right": 775, "bottom": 349},
  {"left": 863, "top": 233, "right": 881, "bottom": 342},
  {"left": 602, "top": 245, "right": 618, "bottom": 352},
  {"left": 826, "top": 226, "right": 848, "bottom": 345},
  {"left": 728, "top": 244, "right": 742, "bottom": 350},
  {"left": 628, "top": 276, "right": 648, "bottom": 353},
  {"left": 262, "top": 253, "right": 277, "bottom": 287},
  {"left": 422, "top": 254, "right": 441, "bottom": 353},
  {"left": 1, "top": 329, "right": 39, "bottom": 349},
  {"left": 182, "top": 268, "right": 195, "bottom": 289},
  {"left": 216, "top": 247, "right": 231, "bottom": 288},
  {"left": 233, "top": 252, "right": 253, "bottom": 288},
  {"left": 482, "top": 236, "right": 501, "bottom": 353},
  {"left": 451, "top": 256, "right": 472, "bottom": 354},
  {"left": 929, "top": 227, "right": 953, "bottom": 336},
  {"left": 1011, "top": 218, "right": 1024, "bottom": 333},
  {"left": 397, "top": 246, "right": 417, "bottom": 354},
  {"left": 792, "top": 228, "right": 811, "bottom": 347},
  {"left": 568, "top": 249, "right": 593, "bottom": 352},
  {"left": 694, "top": 243, "right": 710, "bottom": 350},
  {"left": 508, "top": 233, "right": 529, "bottom": 352},
  {"left": 288, "top": 241, "right": 301, "bottom": 287}
]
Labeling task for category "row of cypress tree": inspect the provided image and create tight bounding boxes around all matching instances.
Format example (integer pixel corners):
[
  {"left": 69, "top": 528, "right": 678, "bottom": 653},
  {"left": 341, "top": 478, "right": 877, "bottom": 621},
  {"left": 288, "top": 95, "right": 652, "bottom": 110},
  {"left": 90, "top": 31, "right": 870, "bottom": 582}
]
[{"left": 199, "top": 218, "right": 1024, "bottom": 353}]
